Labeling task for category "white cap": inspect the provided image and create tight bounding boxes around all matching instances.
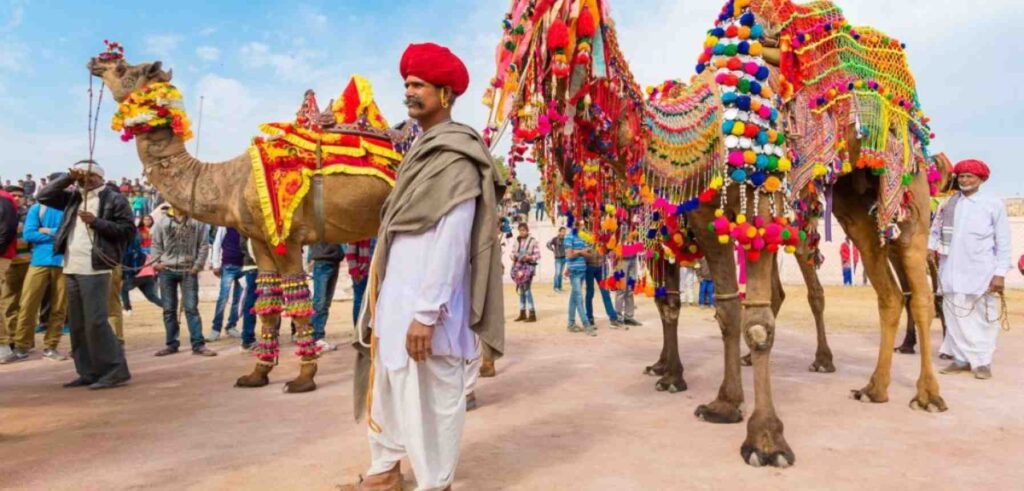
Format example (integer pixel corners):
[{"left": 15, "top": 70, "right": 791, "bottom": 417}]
[{"left": 72, "top": 160, "right": 105, "bottom": 178}]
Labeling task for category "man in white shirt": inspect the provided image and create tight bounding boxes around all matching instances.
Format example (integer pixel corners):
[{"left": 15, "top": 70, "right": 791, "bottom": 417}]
[
  {"left": 931, "top": 159, "right": 1011, "bottom": 379},
  {"left": 352, "top": 42, "right": 505, "bottom": 491}
]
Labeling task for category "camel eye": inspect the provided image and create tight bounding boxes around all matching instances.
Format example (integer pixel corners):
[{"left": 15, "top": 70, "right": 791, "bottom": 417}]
[{"left": 116, "top": 64, "right": 127, "bottom": 77}]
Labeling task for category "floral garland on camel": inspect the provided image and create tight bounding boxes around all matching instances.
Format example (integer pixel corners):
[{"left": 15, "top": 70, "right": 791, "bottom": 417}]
[{"left": 111, "top": 82, "right": 193, "bottom": 142}]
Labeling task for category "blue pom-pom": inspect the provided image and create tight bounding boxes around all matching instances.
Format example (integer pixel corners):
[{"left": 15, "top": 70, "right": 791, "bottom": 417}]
[
  {"left": 731, "top": 169, "right": 747, "bottom": 182},
  {"left": 737, "top": 96, "right": 751, "bottom": 111},
  {"left": 757, "top": 131, "right": 769, "bottom": 145},
  {"left": 721, "top": 92, "right": 738, "bottom": 105},
  {"left": 750, "top": 81, "right": 762, "bottom": 95},
  {"left": 817, "top": 97, "right": 827, "bottom": 106},
  {"left": 824, "top": 23, "right": 832, "bottom": 31},
  {"left": 770, "top": 108, "right": 779, "bottom": 122},
  {"left": 566, "top": 215, "right": 575, "bottom": 228},
  {"left": 647, "top": 229, "right": 657, "bottom": 239},
  {"left": 696, "top": 64, "right": 706, "bottom": 75},
  {"left": 713, "top": 44, "right": 725, "bottom": 55},
  {"left": 627, "top": 278, "right": 636, "bottom": 289},
  {"left": 722, "top": 120, "right": 735, "bottom": 134},
  {"left": 660, "top": 225, "right": 669, "bottom": 236},
  {"left": 756, "top": 154, "right": 769, "bottom": 169},
  {"left": 740, "top": 12, "right": 756, "bottom": 27},
  {"left": 683, "top": 198, "right": 701, "bottom": 212},
  {"left": 652, "top": 211, "right": 662, "bottom": 221},
  {"left": 712, "top": 27, "right": 726, "bottom": 38},
  {"left": 751, "top": 25, "right": 764, "bottom": 39},
  {"left": 756, "top": 66, "right": 770, "bottom": 81},
  {"left": 676, "top": 204, "right": 686, "bottom": 216},
  {"left": 847, "top": 82, "right": 855, "bottom": 90},
  {"left": 655, "top": 287, "right": 667, "bottom": 298},
  {"left": 737, "top": 41, "right": 750, "bottom": 55},
  {"left": 750, "top": 171, "right": 767, "bottom": 187}
]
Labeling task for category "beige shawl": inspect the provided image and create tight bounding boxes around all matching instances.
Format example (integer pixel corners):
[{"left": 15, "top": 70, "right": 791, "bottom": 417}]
[{"left": 353, "top": 121, "right": 506, "bottom": 420}]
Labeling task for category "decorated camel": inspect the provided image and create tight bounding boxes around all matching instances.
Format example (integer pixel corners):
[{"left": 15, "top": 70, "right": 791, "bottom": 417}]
[
  {"left": 87, "top": 45, "right": 405, "bottom": 393},
  {"left": 485, "top": 0, "right": 946, "bottom": 467}
]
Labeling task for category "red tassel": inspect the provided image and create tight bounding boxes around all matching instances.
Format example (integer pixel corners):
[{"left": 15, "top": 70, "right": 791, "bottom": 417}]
[
  {"left": 274, "top": 243, "right": 288, "bottom": 256},
  {"left": 548, "top": 19, "right": 569, "bottom": 52},
  {"left": 577, "top": 7, "right": 597, "bottom": 38}
]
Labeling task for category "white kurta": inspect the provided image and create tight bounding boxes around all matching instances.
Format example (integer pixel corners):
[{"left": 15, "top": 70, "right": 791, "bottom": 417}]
[
  {"left": 63, "top": 189, "right": 107, "bottom": 276},
  {"left": 930, "top": 190, "right": 1012, "bottom": 367},
  {"left": 367, "top": 198, "right": 477, "bottom": 491}
]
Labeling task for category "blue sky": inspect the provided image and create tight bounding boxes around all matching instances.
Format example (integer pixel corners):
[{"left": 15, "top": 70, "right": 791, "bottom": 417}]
[{"left": 1, "top": 0, "right": 1022, "bottom": 196}]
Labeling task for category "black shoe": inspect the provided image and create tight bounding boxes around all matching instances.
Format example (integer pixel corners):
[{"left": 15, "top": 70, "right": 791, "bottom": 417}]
[
  {"left": 624, "top": 318, "right": 643, "bottom": 327},
  {"left": 154, "top": 346, "right": 179, "bottom": 357},
  {"left": 63, "top": 377, "right": 96, "bottom": 388},
  {"left": 89, "top": 375, "right": 131, "bottom": 390},
  {"left": 192, "top": 346, "right": 218, "bottom": 357}
]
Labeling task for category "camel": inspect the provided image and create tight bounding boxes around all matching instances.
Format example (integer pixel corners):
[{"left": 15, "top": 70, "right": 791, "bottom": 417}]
[
  {"left": 487, "top": 0, "right": 945, "bottom": 467},
  {"left": 87, "top": 55, "right": 393, "bottom": 393}
]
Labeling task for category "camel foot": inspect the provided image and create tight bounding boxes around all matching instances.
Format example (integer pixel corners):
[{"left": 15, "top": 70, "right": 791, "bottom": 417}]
[
  {"left": 741, "top": 413, "right": 795, "bottom": 468},
  {"left": 234, "top": 364, "right": 272, "bottom": 388},
  {"left": 808, "top": 354, "right": 836, "bottom": 373},
  {"left": 654, "top": 372, "right": 687, "bottom": 393},
  {"left": 283, "top": 362, "right": 318, "bottom": 394},
  {"left": 849, "top": 383, "right": 888, "bottom": 403},
  {"left": 740, "top": 353, "right": 752, "bottom": 367},
  {"left": 894, "top": 344, "right": 916, "bottom": 354},
  {"left": 695, "top": 399, "right": 744, "bottom": 424},
  {"left": 909, "top": 387, "right": 948, "bottom": 413},
  {"left": 643, "top": 360, "right": 667, "bottom": 376}
]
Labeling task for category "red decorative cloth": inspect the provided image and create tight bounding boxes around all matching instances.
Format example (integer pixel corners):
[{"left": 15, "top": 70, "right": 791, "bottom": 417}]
[
  {"left": 952, "top": 159, "right": 990, "bottom": 181},
  {"left": 400, "top": 43, "right": 470, "bottom": 95}
]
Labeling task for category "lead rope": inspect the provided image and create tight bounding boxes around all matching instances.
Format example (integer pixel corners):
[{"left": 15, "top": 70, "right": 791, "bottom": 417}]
[{"left": 934, "top": 264, "right": 1011, "bottom": 331}]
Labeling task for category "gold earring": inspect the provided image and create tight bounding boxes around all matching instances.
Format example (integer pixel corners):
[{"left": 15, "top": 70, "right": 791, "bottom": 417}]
[{"left": 441, "top": 94, "right": 450, "bottom": 109}]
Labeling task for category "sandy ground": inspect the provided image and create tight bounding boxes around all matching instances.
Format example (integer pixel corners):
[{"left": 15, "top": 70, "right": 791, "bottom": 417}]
[{"left": 2, "top": 257, "right": 1023, "bottom": 490}]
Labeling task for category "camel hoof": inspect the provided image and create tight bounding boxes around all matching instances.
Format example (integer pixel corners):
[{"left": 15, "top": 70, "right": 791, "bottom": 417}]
[
  {"left": 644, "top": 363, "right": 667, "bottom": 376},
  {"left": 234, "top": 374, "right": 270, "bottom": 388},
  {"left": 654, "top": 373, "right": 687, "bottom": 393},
  {"left": 741, "top": 443, "right": 794, "bottom": 469},
  {"left": 747, "top": 453, "right": 763, "bottom": 467},
  {"left": 283, "top": 379, "right": 317, "bottom": 393},
  {"left": 850, "top": 387, "right": 887, "bottom": 404},
  {"left": 740, "top": 353, "right": 752, "bottom": 367},
  {"left": 909, "top": 394, "right": 948, "bottom": 413},
  {"left": 808, "top": 359, "right": 836, "bottom": 373},
  {"left": 694, "top": 401, "right": 744, "bottom": 424}
]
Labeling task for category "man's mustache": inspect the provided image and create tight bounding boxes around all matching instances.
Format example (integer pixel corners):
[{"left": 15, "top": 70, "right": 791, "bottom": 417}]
[{"left": 404, "top": 96, "right": 424, "bottom": 108}]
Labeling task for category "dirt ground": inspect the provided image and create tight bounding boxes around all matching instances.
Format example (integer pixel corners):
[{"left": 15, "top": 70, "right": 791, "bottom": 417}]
[{"left": 2, "top": 269, "right": 1023, "bottom": 490}]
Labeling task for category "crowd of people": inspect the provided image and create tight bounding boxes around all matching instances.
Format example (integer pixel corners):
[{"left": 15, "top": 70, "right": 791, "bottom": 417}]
[{"left": 0, "top": 169, "right": 374, "bottom": 374}]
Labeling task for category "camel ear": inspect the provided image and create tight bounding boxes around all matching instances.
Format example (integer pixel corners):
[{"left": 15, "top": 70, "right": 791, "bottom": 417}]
[{"left": 145, "top": 61, "right": 172, "bottom": 82}]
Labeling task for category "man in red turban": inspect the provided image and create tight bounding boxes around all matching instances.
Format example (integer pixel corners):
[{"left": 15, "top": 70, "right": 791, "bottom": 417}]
[
  {"left": 352, "top": 42, "right": 505, "bottom": 491},
  {"left": 930, "top": 158, "right": 1011, "bottom": 380}
]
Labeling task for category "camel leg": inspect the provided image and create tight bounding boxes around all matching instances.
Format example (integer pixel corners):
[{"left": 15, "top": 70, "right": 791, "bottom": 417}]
[
  {"left": 833, "top": 195, "right": 903, "bottom": 404},
  {"left": 236, "top": 240, "right": 283, "bottom": 388},
  {"left": 891, "top": 252, "right": 917, "bottom": 354},
  {"left": 653, "top": 264, "right": 686, "bottom": 393},
  {"left": 739, "top": 245, "right": 794, "bottom": 468},
  {"left": 694, "top": 234, "right": 744, "bottom": 423},
  {"left": 794, "top": 251, "right": 834, "bottom": 372},
  {"left": 644, "top": 337, "right": 669, "bottom": 376},
  {"left": 267, "top": 243, "right": 319, "bottom": 394},
  {"left": 895, "top": 220, "right": 947, "bottom": 413},
  {"left": 742, "top": 259, "right": 788, "bottom": 367}
]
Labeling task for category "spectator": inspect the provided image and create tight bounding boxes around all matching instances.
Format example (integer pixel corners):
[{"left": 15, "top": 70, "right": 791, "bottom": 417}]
[
  {"left": 697, "top": 258, "right": 714, "bottom": 307},
  {"left": 680, "top": 263, "right": 697, "bottom": 307},
  {"left": 534, "top": 185, "right": 545, "bottom": 221},
  {"left": 118, "top": 178, "right": 132, "bottom": 195},
  {"left": 151, "top": 208, "right": 215, "bottom": 357},
  {"left": 120, "top": 232, "right": 162, "bottom": 311},
  {"left": 37, "top": 163, "right": 132, "bottom": 389},
  {"left": 345, "top": 239, "right": 374, "bottom": 327},
  {"left": 0, "top": 185, "right": 26, "bottom": 363},
  {"left": 207, "top": 227, "right": 247, "bottom": 341},
  {"left": 614, "top": 235, "right": 642, "bottom": 327},
  {"left": 840, "top": 237, "right": 859, "bottom": 286},
  {"left": 11, "top": 199, "right": 68, "bottom": 362},
  {"left": 309, "top": 242, "right": 343, "bottom": 352},
  {"left": 933, "top": 160, "right": 1011, "bottom": 380},
  {"left": 130, "top": 192, "right": 146, "bottom": 219},
  {"left": 510, "top": 222, "right": 540, "bottom": 323},
  {"left": 138, "top": 215, "right": 154, "bottom": 253},
  {"left": 22, "top": 174, "right": 36, "bottom": 197},
  {"left": 547, "top": 227, "right": 567, "bottom": 292},
  {"left": 584, "top": 249, "right": 620, "bottom": 328},
  {"left": 564, "top": 230, "right": 594, "bottom": 335}
]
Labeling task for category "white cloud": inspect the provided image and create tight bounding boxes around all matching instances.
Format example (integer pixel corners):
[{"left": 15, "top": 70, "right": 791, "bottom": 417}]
[
  {"left": 143, "top": 34, "right": 183, "bottom": 59},
  {"left": 1, "top": 0, "right": 24, "bottom": 32},
  {"left": 238, "top": 42, "right": 321, "bottom": 81},
  {"left": 196, "top": 46, "right": 220, "bottom": 62}
]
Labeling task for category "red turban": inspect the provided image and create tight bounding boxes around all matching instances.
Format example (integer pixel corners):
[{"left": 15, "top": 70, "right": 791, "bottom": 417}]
[
  {"left": 953, "top": 159, "right": 990, "bottom": 181},
  {"left": 400, "top": 43, "right": 470, "bottom": 96}
]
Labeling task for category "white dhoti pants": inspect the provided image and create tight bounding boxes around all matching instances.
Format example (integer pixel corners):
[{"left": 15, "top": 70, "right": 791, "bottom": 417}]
[
  {"left": 940, "top": 293, "right": 1001, "bottom": 367},
  {"left": 464, "top": 335, "right": 482, "bottom": 397},
  {"left": 367, "top": 355, "right": 467, "bottom": 491},
  {"left": 679, "top": 268, "right": 697, "bottom": 305}
]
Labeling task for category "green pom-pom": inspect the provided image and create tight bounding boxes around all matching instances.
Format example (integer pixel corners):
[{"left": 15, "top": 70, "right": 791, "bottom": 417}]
[
  {"left": 725, "top": 44, "right": 738, "bottom": 56},
  {"left": 781, "top": 229, "right": 792, "bottom": 241},
  {"left": 707, "top": 223, "right": 715, "bottom": 233},
  {"left": 799, "top": 230, "right": 808, "bottom": 242},
  {"left": 901, "top": 173, "right": 913, "bottom": 186}
]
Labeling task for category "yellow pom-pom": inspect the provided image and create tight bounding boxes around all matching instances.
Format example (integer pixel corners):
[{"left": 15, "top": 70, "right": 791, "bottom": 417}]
[
  {"left": 749, "top": 42, "right": 763, "bottom": 56},
  {"left": 715, "top": 208, "right": 725, "bottom": 218},
  {"left": 812, "top": 163, "right": 827, "bottom": 177},
  {"left": 732, "top": 122, "right": 746, "bottom": 136},
  {"left": 736, "top": 214, "right": 747, "bottom": 224},
  {"left": 718, "top": 235, "right": 730, "bottom": 244},
  {"left": 778, "top": 157, "right": 792, "bottom": 172},
  {"left": 710, "top": 176, "right": 724, "bottom": 189},
  {"left": 785, "top": 245, "right": 797, "bottom": 254},
  {"left": 705, "top": 36, "right": 719, "bottom": 49},
  {"left": 841, "top": 161, "right": 853, "bottom": 173}
]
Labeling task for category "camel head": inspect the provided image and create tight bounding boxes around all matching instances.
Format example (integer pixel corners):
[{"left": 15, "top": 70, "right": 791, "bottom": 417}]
[{"left": 87, "top": 57, "right": 173, "bottom": 102}]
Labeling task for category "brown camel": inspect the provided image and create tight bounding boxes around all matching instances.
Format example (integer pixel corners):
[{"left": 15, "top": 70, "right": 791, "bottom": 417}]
[{"left": 87, "top": 56, "right": 392, "bottom": 393}]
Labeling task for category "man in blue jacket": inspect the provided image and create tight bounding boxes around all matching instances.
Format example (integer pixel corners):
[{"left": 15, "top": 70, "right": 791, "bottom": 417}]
[{"left": 12, "top": 201, "right": 67, "bottom": 361}]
